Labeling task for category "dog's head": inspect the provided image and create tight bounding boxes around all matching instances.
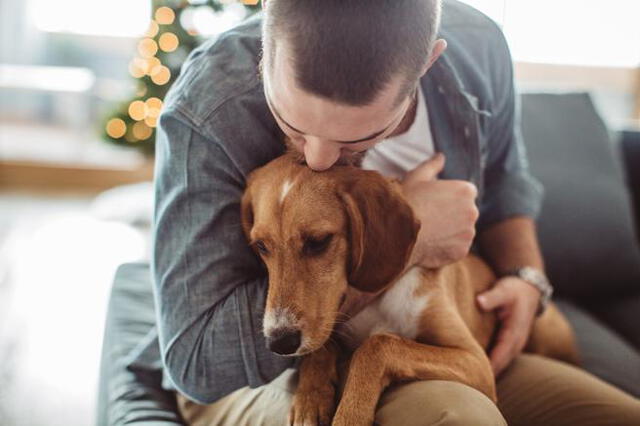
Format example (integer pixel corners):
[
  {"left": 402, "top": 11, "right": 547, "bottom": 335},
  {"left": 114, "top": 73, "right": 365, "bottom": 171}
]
[{"left": 241, "top": 153, "right": 420, "bottom": 356}]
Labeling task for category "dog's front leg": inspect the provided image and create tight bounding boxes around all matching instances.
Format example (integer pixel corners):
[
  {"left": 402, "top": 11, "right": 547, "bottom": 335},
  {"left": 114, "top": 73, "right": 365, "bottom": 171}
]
[
  {"left": 289, "top": 340, "right": 340, "bottom": 426},
  {"left": 332, "top": 333, "right": 495, "bottom": 426}
]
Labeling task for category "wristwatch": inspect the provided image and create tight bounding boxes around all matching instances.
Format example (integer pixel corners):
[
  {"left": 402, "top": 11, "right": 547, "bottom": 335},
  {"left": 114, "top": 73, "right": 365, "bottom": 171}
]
[{"left": 507, "top": 267, "right": 553, "bottom": 316}]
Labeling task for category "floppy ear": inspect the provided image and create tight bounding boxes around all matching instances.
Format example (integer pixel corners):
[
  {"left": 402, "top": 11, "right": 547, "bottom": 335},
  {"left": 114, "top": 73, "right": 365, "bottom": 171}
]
[
  {"left": 240, "top": 185, "right": 254, "bottom": 243},
  {"left": 338, "top": 171, "right": 421, "bottom": 292}
]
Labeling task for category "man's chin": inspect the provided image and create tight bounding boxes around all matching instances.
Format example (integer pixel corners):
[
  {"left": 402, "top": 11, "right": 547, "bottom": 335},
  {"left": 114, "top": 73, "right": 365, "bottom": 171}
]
[{"left": 283, "top": 138, "right": 365, "bottom": 169}]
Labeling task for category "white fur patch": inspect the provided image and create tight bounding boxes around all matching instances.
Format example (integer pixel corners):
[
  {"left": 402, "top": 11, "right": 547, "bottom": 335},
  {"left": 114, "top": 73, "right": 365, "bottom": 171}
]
[
  {"left": 341, "top": 266, "right": 429, "bottom": 350},
  {"left": 279, "top": 179, "right": 295, "bottom": 204},
  {"left": 263, "top": 307, "right": 298, "bottom": 337}
]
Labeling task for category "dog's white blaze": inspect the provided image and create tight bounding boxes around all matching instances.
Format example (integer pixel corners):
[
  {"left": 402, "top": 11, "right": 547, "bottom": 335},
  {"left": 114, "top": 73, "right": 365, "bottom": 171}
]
[
  {"left": 279, "top": 179, "right": 295, "bottom": 204},
  {"left": 263, "top": 307, "right": 298, "bottom": 337},
  {"left": 341, "top": 267, "right": 429, "bottom": 350}
]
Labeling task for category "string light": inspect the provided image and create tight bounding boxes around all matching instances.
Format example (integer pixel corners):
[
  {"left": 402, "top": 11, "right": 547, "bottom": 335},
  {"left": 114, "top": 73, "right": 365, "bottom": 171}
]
[
  {"left": 125, "top": 130, "right": 139, "bottom": 143},
  {"left": 159, "top": 32, "right": 179, "bottom": 52},
  {"left": 137, "top": 38, "right": 158, "bottom": 58},
  {"left": 151, "top": 66, "right": 171, "bottom": 85},
  {"left": 145, "top": 97, "right": 163, "bottom": 118},
  {"left": 145, "top": 57, "right": 162, "bottom": 76},
  {"left": 145, "top": 20, "right": 160, "bottom": 38},
  {"left": 145, "top": 116, "right": 158, "bottom": 128},
  {"left": 128, "top": 58, "right": 146, "bottom": 78},
  {"left": 133, "top": 121, "right": 154, "bottom": 140},
  {"left": 155, "top": 7, "right": 175, "bottom": 25},
  {"left": 128, "top": 100, "right": 147, "bottom": 121},
  {"left": 106, "top": 118, "right": 127, "bottom": 139}
]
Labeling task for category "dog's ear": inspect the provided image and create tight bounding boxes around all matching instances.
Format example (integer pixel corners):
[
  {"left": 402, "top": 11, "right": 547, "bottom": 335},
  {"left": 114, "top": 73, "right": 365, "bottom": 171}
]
[
  {"left": 240, "top": 184, "right": 254, "bottom": 243},
  {"left": 338, "top": 171, "right": 421, "bottom": 292}
]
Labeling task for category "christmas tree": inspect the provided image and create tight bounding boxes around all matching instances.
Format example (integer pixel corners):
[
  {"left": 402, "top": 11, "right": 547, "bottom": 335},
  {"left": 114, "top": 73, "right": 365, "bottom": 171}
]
[{"left": 102, "top": 0, "right": 259, "bottom": 153}]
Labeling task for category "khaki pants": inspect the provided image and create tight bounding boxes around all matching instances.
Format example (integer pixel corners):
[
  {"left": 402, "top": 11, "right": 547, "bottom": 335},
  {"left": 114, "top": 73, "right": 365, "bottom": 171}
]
[{"left": 177, "top": 354, "right": 640, "bottom": 426}]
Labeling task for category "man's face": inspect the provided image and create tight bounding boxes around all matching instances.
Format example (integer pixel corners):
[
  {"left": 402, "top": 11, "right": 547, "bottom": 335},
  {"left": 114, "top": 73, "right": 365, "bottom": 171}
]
[{"left": 262, "top": 45, "right": 415, "bottom": 171}]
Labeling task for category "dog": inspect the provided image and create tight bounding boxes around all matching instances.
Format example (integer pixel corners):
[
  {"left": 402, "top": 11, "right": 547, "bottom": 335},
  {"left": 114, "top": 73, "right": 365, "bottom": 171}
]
[{"left": 240, "top": 152, "right": 579, "bottom": 426}]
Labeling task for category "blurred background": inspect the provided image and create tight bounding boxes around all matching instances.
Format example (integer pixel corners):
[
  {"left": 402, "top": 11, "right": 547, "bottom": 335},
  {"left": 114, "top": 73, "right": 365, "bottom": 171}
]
[{"left": 0, "top": 0, "right": 638, "bottom": 425}]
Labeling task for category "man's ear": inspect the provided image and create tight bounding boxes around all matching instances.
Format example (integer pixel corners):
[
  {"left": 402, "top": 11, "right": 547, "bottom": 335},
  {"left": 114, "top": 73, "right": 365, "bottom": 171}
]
[
  {"left": 338, "top": 170, "right": 421, "bottom": 292},
  {"left": 420, "top": 39, "right": 448, "bottom": 76}
]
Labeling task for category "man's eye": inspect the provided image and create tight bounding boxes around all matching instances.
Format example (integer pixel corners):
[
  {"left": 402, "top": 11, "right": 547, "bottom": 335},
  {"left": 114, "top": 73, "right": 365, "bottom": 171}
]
[
  {"left": 303, "top": 234, "right": 333, "bottom": 256},
  {"left": 254, "top": 240, "right": 269, "bottom": 255}
]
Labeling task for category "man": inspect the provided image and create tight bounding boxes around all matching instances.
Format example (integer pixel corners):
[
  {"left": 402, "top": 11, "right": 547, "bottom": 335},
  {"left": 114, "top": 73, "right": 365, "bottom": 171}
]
[{"left": 152, "top": 0, "right": 640, "bottom": 424}]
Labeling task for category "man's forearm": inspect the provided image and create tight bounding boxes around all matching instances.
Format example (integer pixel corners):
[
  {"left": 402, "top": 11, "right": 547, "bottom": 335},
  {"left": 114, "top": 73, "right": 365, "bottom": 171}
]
[{"left": 477, "top": 216, "right": 544, "bottom": 276}]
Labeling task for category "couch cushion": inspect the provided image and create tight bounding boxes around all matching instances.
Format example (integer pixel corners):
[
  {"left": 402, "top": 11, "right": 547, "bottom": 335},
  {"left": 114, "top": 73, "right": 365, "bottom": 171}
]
[
  {"left": 96, "top": 262, "right": 185, "bottom": 425},
  {"left": 520, "top": 93, "right": 640, "bottom": 300}
]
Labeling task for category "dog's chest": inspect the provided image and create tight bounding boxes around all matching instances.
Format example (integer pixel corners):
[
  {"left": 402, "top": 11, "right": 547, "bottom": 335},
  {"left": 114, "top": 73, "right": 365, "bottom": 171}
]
[{"left": 340, "top": 267, "right": 429, "bottom": 351}]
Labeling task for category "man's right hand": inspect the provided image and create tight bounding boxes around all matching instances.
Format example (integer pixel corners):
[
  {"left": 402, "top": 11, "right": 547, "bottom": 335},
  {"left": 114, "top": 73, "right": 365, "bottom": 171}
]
[{"left": 401, "top": 153, "right": 479, "bottom": 269}]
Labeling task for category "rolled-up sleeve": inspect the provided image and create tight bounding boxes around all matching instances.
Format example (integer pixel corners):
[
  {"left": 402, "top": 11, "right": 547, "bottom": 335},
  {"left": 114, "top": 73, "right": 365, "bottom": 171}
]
[
  {"left": 476, "top": 30, "right": 544, "bottom": 231},
  {"left": 152, "top": 109, "right": 293, "bottom": 404}
]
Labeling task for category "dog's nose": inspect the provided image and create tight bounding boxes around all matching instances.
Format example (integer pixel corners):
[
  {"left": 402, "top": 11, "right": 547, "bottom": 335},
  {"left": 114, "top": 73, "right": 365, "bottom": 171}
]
[{"left": 266, "top": 329, "right": 301, "bottom": 355}]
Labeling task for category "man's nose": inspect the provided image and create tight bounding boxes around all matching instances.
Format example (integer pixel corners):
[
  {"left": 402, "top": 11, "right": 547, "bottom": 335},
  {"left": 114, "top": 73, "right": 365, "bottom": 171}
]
[
  {"left": 266, "top": 328, "right": 301, "bottom": 355},
  {"left": 304, "top": 138, "right": 340, "bottom": 171}
]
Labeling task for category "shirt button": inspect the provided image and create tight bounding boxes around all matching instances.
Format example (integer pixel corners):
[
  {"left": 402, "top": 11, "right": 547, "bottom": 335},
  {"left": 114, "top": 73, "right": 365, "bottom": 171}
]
[
  {"left": 464, "top": 126, "right": 470, "bottom": 138},
  {"left": 437, "top": 85, "right": 445, "bottom": 94}
]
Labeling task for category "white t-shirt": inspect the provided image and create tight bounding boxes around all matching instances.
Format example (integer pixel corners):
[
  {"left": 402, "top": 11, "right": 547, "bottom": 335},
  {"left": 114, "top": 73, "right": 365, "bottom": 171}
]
[{"left": 361, "top": 88, "right": 435, "bottom": 180}]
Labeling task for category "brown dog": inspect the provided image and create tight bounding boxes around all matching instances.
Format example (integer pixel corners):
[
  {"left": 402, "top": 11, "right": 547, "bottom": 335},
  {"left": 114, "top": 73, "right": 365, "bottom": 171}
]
[{"left": 241, "top": 152, "right": 579, "bottom": 426}]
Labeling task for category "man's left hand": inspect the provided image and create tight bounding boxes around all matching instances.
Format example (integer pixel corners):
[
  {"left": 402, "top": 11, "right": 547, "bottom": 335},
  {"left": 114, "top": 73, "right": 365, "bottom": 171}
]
[{"left": 476, "top": 276, "right": 541, "bottom": 375}]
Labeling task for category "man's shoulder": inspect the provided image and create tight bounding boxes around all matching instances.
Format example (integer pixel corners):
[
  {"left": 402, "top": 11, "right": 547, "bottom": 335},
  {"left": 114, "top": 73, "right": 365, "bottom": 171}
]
[
  {"left": 163, "top": 12, "right": 264, "bottom": 127},
  {"left": 441, "top": 0, "right": 504, "bottom": 40},
  {"left": 437, "top": 1, "right": 513, "bottom": 107}
]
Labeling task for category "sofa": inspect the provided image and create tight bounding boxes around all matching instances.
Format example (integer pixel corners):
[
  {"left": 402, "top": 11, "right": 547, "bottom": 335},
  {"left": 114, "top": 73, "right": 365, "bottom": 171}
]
[{"left": 96, "top": 92, "right": 640, "bottom": 425}]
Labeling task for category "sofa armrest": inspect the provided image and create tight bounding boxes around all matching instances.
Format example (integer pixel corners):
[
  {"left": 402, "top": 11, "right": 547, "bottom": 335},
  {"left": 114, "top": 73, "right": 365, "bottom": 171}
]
[{"left": 621, "top": 129, "right": 640, "bottom": 244}]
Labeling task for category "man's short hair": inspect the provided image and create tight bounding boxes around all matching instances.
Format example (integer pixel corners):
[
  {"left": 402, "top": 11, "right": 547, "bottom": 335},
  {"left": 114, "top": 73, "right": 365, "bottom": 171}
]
[{"left": 262, "top": 0, "right": 442, "bottom": 107}]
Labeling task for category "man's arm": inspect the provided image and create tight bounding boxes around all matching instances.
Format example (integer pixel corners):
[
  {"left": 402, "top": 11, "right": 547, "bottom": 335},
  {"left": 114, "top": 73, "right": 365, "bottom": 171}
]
[
  {"left": 473, "top": 23, "right": 546, "bottom": 374},
  {"left": 152, "top": 110, "right": 293, "bottom": 404},
  {"left": 478, "top": 216, "right": 544, "bottom": 274}
]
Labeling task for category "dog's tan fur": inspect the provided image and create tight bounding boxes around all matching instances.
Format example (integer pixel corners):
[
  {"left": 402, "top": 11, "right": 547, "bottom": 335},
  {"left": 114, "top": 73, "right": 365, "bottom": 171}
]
[{"left": 241, "top": 153, "right": 579, "bottom": 426}]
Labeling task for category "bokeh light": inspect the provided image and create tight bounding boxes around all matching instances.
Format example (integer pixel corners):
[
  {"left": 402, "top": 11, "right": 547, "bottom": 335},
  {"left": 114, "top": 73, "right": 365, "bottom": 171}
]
[
  {"left": 132, "top": 121, "right": 153, "bottom": 140},
  {"left": 128, "top": 100, "right": 147, "bottom": 121},
  {"left": 137, "top": 38, "right": 158, "bottom": 58},
  {"left": 145, "top": 97, "right": 163, "bottom": 118},
  {"left": 145, "top": 116, "right": 158, "bottom": 128},
  {"left": 155, "top": 7, "right": 175, "bottom": 25},
  {"left": 151, "top": 66, "right": 171, "bottom": 85},
  {"left": 145, "top": 57, "right": 161, "bottom": 76},
  {"left": 159, "top": 32, "right": 179, "bottom": 52},
  {"left": 145, "top": 20, "right": 159, "bottom": 38},
  {"left": 128, "top": 58, "right": 146, "bottom": 78},
  {"left": 105, "top": 118, "right": 126, "bottom": 139}
]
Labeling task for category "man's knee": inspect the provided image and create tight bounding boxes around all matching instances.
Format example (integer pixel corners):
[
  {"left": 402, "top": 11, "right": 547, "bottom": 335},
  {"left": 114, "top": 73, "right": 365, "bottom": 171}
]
[{"left": 375, "top": 380, "right": 506, "bottom": 426}]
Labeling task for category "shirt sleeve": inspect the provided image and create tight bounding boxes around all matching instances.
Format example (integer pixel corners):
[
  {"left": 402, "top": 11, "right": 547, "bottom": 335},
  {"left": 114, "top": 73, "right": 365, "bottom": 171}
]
[
  {"left": 476, "top": 28, "right": 544, "bottom": 231},
  {"left": 152, "top": 109, "right": 294, "bottom": 404}
]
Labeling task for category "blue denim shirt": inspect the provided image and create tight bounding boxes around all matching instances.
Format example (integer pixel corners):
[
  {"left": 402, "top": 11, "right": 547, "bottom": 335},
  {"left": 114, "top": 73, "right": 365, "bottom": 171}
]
[{"left": 148, "top": 0, "right": 543, "bottom": 404}]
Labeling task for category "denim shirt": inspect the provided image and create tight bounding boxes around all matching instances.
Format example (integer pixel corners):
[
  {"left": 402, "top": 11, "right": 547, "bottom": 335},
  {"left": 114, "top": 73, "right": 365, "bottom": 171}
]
[{"left": 149, "top": 0, "right": 543, "bottom": 404}]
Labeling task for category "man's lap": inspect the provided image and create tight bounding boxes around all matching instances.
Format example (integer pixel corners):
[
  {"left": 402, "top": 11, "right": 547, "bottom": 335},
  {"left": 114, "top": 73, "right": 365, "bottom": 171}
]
[{"left": 177, "top": 353, "right": 640, "bottom": 426}]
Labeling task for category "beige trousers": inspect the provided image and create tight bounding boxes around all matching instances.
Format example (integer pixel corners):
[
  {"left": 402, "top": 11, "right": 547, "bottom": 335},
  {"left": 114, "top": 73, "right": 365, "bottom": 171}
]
[{"left": 177, "top": 354, "right": 640, "bottom": 426}]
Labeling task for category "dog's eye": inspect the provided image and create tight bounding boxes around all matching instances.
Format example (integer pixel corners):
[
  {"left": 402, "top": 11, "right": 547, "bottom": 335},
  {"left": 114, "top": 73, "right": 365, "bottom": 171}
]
[
  {"left": 303, "top": 234, "right": 333, "bottom": 256},
  {"left": 254, "top": 240, "right": 269, "bottom": 255}
]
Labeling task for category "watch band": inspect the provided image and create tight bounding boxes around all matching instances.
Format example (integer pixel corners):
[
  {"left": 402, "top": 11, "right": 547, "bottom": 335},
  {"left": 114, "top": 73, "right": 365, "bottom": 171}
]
[{"left": 506, "top": 266, "right": 553, "bottom": 316}]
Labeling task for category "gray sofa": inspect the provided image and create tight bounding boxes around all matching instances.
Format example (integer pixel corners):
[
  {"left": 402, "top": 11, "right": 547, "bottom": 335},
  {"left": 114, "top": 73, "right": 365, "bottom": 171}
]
[{"left": 96, "top": 93, "right": 640, "bottom": 425}]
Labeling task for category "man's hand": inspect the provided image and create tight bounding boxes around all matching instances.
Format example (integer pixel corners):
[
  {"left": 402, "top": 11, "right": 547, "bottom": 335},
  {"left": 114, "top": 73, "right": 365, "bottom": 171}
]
[
  {"left": 401, "top": 153, "right": 479, "bottom": 269},
  {"left": 476, "top": 276, "right": 541, "bottom": 375}
]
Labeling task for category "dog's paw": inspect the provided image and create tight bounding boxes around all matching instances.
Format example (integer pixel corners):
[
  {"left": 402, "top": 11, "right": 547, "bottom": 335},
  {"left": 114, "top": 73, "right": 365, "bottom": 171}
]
[{"left": 288, "top": 387, "right": 335, "bottom": 426}]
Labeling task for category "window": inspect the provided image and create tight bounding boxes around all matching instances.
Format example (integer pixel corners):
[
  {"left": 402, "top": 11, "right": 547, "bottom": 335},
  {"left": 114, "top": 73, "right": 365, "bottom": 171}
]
[
  {"left": 461, "top": 0, "right": 640, "bottom": 67},
  {"left": 29, "top": 0, "right": 151, "bottom": 38}
]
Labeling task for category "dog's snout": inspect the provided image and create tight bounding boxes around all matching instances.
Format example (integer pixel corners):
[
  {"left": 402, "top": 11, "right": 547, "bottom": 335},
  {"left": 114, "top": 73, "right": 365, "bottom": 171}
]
[{"left": 267, "top": 328, "right": 301, "bottom": 355}]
